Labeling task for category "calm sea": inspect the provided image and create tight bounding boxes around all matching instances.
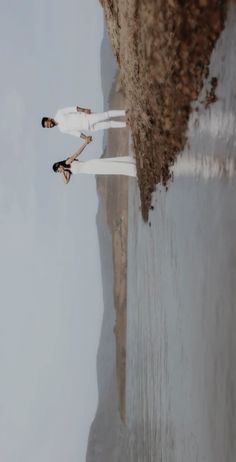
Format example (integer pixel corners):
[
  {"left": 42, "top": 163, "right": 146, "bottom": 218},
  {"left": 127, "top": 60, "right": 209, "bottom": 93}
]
[{"left": 123, "top": 6, "right": 236, "bottom": 461}]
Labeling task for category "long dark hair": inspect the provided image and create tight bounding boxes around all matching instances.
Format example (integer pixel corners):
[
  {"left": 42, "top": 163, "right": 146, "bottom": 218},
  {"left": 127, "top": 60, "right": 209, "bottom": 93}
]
[
  {"left": 41, "top": 117, "right": 48, "bottom": 127},
  {"left": 52, "top": 160, "right": 71, "bottom": 173}
]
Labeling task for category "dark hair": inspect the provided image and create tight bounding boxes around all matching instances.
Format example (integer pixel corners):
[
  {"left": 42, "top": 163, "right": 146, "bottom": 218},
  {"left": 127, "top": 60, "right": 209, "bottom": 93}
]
[
  {"left": 52, "top": 160, "right": 71, "bottom": 173},
  {"left": 41, "top": 117, "right": 48, "bottom": 128}
]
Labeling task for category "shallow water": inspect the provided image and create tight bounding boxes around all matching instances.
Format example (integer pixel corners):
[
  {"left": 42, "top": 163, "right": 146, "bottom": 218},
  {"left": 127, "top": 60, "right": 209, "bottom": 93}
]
[{"left": 125, "top": 5, "right": 236, "bottom": 462}]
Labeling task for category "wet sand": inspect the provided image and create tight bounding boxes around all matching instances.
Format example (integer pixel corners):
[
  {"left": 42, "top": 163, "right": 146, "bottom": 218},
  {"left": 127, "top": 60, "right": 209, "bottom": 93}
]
[
  {"left": 101, "top": 0, "right": 226, "bottom": 220},
  {"left": 96, "top": 87, "right": 129, "bottom": 421}
]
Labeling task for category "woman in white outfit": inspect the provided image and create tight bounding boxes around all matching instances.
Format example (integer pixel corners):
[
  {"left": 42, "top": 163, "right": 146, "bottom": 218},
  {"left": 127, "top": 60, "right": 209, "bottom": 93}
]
[{"left": 52, "top": 139, "right": 136, "bottom": 182}]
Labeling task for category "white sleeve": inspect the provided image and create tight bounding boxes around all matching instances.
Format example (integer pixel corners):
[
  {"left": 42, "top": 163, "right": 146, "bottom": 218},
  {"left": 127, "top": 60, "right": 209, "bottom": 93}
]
[
  {"left": 70, "top": 130, "right": 81, "bottom": 137},
  {"left": 58, "top": 125, "right": 81, "bottom": 137},
  {"left": 61, "top": 106, "right": 77, "bottom": 114}
]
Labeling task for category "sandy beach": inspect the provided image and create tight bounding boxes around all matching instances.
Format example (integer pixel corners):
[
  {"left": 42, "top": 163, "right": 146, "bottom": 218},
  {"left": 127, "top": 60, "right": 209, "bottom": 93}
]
[{"left": 96, "top": 85, "right": 129, "bottom": 421}]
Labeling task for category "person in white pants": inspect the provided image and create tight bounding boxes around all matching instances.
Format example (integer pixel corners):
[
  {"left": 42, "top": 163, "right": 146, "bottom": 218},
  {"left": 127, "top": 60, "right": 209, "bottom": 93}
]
[
  {"left": 41, "top": 106, "right": 127, "bottom": 142},
  {"left": 52, "top": 139, "right": 137, "bottom": 181}
]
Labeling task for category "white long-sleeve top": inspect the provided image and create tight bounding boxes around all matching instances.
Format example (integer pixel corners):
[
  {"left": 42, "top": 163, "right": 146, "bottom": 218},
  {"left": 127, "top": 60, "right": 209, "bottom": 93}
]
[{"left": 54, "top": 107, "right": 89, "bottom": 137}]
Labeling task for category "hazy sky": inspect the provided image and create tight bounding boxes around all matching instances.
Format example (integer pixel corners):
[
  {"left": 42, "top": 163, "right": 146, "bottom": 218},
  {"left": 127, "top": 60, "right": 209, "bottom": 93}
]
[{"left": 0, "top": 1, "right": 108, "bottom": 461}]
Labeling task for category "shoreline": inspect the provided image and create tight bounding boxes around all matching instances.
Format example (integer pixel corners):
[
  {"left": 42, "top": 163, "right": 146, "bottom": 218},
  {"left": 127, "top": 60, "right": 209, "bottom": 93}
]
[{"left": 96, "top": 87, "right": 129, "bottom": 421}]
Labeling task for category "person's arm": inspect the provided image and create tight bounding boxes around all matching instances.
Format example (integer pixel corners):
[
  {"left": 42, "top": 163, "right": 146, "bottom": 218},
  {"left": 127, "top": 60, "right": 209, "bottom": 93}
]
[
  {"left": 76, "top": 106, "right": 91, "bottom": 114},
  {"left": 61, "top": 170, "right": 71, "bottom": 184},
  {"left": 65, "top": 139, "right": 92, "bottom": 165},
  {"left": 80, "top": 132, "right": 92, "bottom": 142}
]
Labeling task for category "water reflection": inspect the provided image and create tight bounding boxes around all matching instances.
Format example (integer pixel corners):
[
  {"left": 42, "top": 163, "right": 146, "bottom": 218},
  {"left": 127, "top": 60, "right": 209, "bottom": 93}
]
[{"left": 173, "top": 154, "right": 236, "bottom": 179}]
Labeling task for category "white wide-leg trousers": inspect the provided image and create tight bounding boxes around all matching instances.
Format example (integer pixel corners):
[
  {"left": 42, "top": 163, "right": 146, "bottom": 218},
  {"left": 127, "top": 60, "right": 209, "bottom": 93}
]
[{"left": 88, "top": 110, "right": 126, "bottom": 131}]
